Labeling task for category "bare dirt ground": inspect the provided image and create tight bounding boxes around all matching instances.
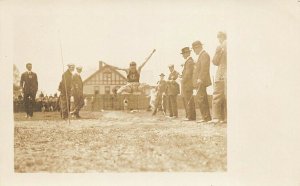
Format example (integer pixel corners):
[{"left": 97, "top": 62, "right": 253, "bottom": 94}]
[{"left": 14, "top": 110, "right": 226, "bottom": 172}]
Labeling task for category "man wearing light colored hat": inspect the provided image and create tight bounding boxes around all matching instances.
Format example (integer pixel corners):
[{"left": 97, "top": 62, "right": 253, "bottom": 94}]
[
  {"left": 152, "top": 73, "right": 167, "bottom": 116},
  {"left": 210, "top": 31, "right": 227, "bottom": 124},
  {"left": 192, "top": 40, "right": 212, "bottom": 123},
  {"left": 58, "top": 63, "right": 75, "bottom": 119},
  {"left": 70, "top": 66, "right": 84, "bottom": 118},
  {"left": 181, "top": 47, "right": 196, "bottom": 121}
]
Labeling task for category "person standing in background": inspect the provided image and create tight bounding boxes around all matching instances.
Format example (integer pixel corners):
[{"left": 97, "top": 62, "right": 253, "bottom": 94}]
[
  {"left": 210, "top": 32, "right": 227, "bottom": 124},
  {"left": 58, "top": 63, "right": 74, "bottom": 119},
  {"left": 152, "top": 73, "right": 167, "bottom": 116},
  {"left": 70, "top": 66, "right": 84, "bottom": 118},
  {"left": 20, "top": 63, "right": 38, "bottom": 118},
  {"left": 166, "top": 64, "right": 180, "bottom": 118}
]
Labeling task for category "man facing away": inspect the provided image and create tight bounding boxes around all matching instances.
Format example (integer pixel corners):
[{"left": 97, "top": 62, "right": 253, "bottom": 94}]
[
  {"left": 210, "top": 31, "right": 227, "bottom": 124},
  {"left": 166, "top": 65, "right": 180, "bottom": 118},
  {"left": 192, "top": 40, "right": 212, "bottom": 123},
  {"left": 20, "top": 63, "right": 38, "bottom": 118},
  {"left": 152, "top": 73, "right": 167, "bottom": 116},
  {"left": 58, "top": 63, "right": 74, "bottom": 119},
  {"left": 180, "top": 47, "right": 196, "bottom": 121},
  {"left": 70, "top": 66, "right": 84, "bottom": 118}
]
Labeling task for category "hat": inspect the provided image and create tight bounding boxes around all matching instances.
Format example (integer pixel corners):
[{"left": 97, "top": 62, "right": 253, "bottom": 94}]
[
  {"left": 168, "top": 64, "right": 174, "bottom": 68},
  {"left": 130, "top": 61, "right": 137, "bottom": 66},
  {"left": 26, "top": 63, "right": 32, "bottom": 66},
  {"left": 181, "top": 47, "right": 191, "bottom": 54},
  {"left": 67, "top": 63, "right": 75, "bottom": 67},
  {"left": 217, "top": 31, "right": 227, "bottom": 39},
  {"left": 192, "top": 41, "right": 203, "bottom": 48},
  {"left": 159, "top": 73, "right": 165, "bottom": 77},
  {"left": 76, "top": 66, "right": 82, "bottom": 70}
]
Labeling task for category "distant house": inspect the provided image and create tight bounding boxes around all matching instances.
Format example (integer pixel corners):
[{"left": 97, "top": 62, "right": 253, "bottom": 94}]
[{"left": 83, "top": 61, "right": 127, "bottom": 95}]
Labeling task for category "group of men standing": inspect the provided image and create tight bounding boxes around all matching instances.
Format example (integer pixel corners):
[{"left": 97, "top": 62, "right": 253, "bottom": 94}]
[
  {"left": 58, "top": 64, "right": 84, "bottom": 119},
  {"left": 152, "top": 31, "right": 227, "bottom": 124},
  {"left": 20, "top": 63, "right": 84, "bottom": 119}
]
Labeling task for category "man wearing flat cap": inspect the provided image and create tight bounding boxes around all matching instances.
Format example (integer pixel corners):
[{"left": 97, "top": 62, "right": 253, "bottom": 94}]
[
  {"left": 181, "top": 47, "right": 196, "bottom": 121},
  {"left": 20, "top": 63, "right": 38, "bottom": 118},
  {"left": 58, "top": 63, "right": 75, "bottom": 119},
  {"left": 70, "top": 66, "right": 84, "bottom": 118},
  {"left": 192, "top": 40, "right": 212, "bottom": 123},
  {"left": 210, "top": 31, "right": 227, "bottom": 124},
  {"left": 152, "top": 73, "right": 167, "bottom": 116}
]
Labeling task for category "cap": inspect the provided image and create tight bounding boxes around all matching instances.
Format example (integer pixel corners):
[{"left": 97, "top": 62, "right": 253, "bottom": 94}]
[
  {"left": 181, "top": 47, "right": 191, "bottom": 54},
  {"left": 159, "top": 73, "right": 165, "bottom": 77},
  {"left": 76, "top": 66, "right": 82, "bottom": 70},
  {"left": 130, "top": 61, "right": 137, "bottom": 66},
  {"left": 26, "top": 63, "right": 32, "bottom": 66},
  {"left": 67, "top": 63, "right": 75, "bottom": 67},
  {"left": 168, "top": 64, "right": 174, "bottom": 68},
  {"left": 192, "top": 40, "right": 203, "bottom": 48},
  {"left": 217, "top": 31, "right": 227, "bottom": 39}
]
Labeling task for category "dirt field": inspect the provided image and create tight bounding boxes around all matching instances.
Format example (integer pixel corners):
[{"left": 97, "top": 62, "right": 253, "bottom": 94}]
[{"left": 14, "top": 110, "right": 227, "bottom": 172}]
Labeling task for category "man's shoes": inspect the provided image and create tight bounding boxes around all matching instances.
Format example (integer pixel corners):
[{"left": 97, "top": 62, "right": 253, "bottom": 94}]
[
  {"left": 182, "top": 118, "right": 195, "bottom": 121},
  {"left": 220, "top": 120, "right": 227, "bottom": 124},
  {"left": 196, "top": 119, "right": 206, "bottom": 123},
  {"left": 75, "top": 115, "right": 81, "bottom": 119},
  {"left": 208, "top": 119, "right": 220, "bottom": 124}
]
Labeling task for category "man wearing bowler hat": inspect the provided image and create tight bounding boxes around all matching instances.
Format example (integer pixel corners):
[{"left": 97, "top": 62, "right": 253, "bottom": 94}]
[
  {"left": 20, "top": 63, "right": 38, "bottom": 118},
  {"left": 152, "top": 73, "right": 167, "bottom": 116},
  {"left": 180, "top": 47, "right": 196, "bottom": 121},
  {"left": 192, "top": 40, "right": 212, "bottom": 123},
  {"left": 58, "top": 63, "right": 75, "bottom": 119}
]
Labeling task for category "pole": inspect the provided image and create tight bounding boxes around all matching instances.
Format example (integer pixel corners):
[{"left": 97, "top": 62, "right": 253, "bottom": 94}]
[{"left": 58, "top": 31, "right": 71, "bottom": 124}]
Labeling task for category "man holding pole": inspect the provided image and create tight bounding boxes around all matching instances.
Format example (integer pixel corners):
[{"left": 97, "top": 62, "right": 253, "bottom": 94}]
[
  {"left": 58, "top": 63, "right": 74, "bottom": 119},
  {"left": 192, "top": 40, "right": 212, "bottom": 123}
]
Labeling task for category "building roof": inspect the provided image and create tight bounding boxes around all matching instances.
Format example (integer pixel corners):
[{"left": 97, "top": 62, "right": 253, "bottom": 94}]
[{"left": 83, "top": 63, "right": 127, "bottom": 84}]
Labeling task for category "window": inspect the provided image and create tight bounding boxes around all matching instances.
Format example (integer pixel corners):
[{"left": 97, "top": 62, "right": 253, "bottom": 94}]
[
  {"left": 105, "top": 86, "right": 110, "bottom": 94},
  {"left": 94, "top": 86, "right": 99, "bottom": 95},
  {"left": 103, "top": 72, "right": 112, "bottom": 84}
]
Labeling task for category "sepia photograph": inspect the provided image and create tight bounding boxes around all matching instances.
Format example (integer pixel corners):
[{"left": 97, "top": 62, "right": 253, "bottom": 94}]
[
  {"left": 12, "top": 1, "right": 227, "bottom": 173},
  {"left": 1, "top": 0, "right": 300, "bottom": 186}
]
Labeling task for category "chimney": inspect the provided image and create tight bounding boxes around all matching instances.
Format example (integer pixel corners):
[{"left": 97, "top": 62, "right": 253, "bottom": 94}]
[{"left": 99, "top": 61, "right": 103, "bottom": 70}]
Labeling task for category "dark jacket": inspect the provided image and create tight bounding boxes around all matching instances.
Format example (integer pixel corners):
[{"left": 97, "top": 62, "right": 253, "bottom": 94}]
[
  {"left": 59, "top": 70, "right": 73, "bottom": 95},
  {"left": 168, "top": 70, "right": 179, "bottom": 81},
  {"left": 72, "top": 73, "right": 83, "bottom": 95},
  {"left": 181, "top": 57, "right": 194, "bottom": 91},
  {"left": 20, "top": 71, "right": 38, "bottom": 95},
  {"left": 166, "top": 80, "right": 180, "bottom": 96},
  {"left": 192, "top": 50, "right": 212, "bottom": 88}
]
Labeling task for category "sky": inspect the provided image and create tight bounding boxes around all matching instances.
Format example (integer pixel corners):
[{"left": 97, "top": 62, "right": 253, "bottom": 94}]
[
  {"left": 9, "top": 1, "right": 229, "bottom": 95},
  {"left": 6, "top": 0, "right": 300, "bottom": 95}
]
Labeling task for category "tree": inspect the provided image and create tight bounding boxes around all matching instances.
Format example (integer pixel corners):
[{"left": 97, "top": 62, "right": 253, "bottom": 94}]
[{"left": 13, "top": 64, "right": 21, "bottom": 96}]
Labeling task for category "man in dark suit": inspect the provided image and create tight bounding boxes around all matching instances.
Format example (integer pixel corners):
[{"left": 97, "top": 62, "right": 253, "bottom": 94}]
[
  {"left": 210, "top": 32, "right": 227, "bottom": 124},
  {"left": 20, "top": 63, "right": 38, "bottom": 118},
  {"left": 192, "top": 41, "right": 212, "bottom": 123},
  {"left": 181, "top": 47, "right": 196, "bottom": 121},
  {"left": 166, "top": 65, "right": 180, "bottom": 118},
  {"left": 70, "top": 66, "right": 84, "bottom": 118},
  {"left": 58, "top": 63, "right": 74, "bottom": 119}
]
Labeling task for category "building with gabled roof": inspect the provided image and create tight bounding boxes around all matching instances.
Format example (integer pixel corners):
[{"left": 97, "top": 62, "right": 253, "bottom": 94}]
[{"left": 83, "top": 61, "right": 127, "bottom": 95}]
